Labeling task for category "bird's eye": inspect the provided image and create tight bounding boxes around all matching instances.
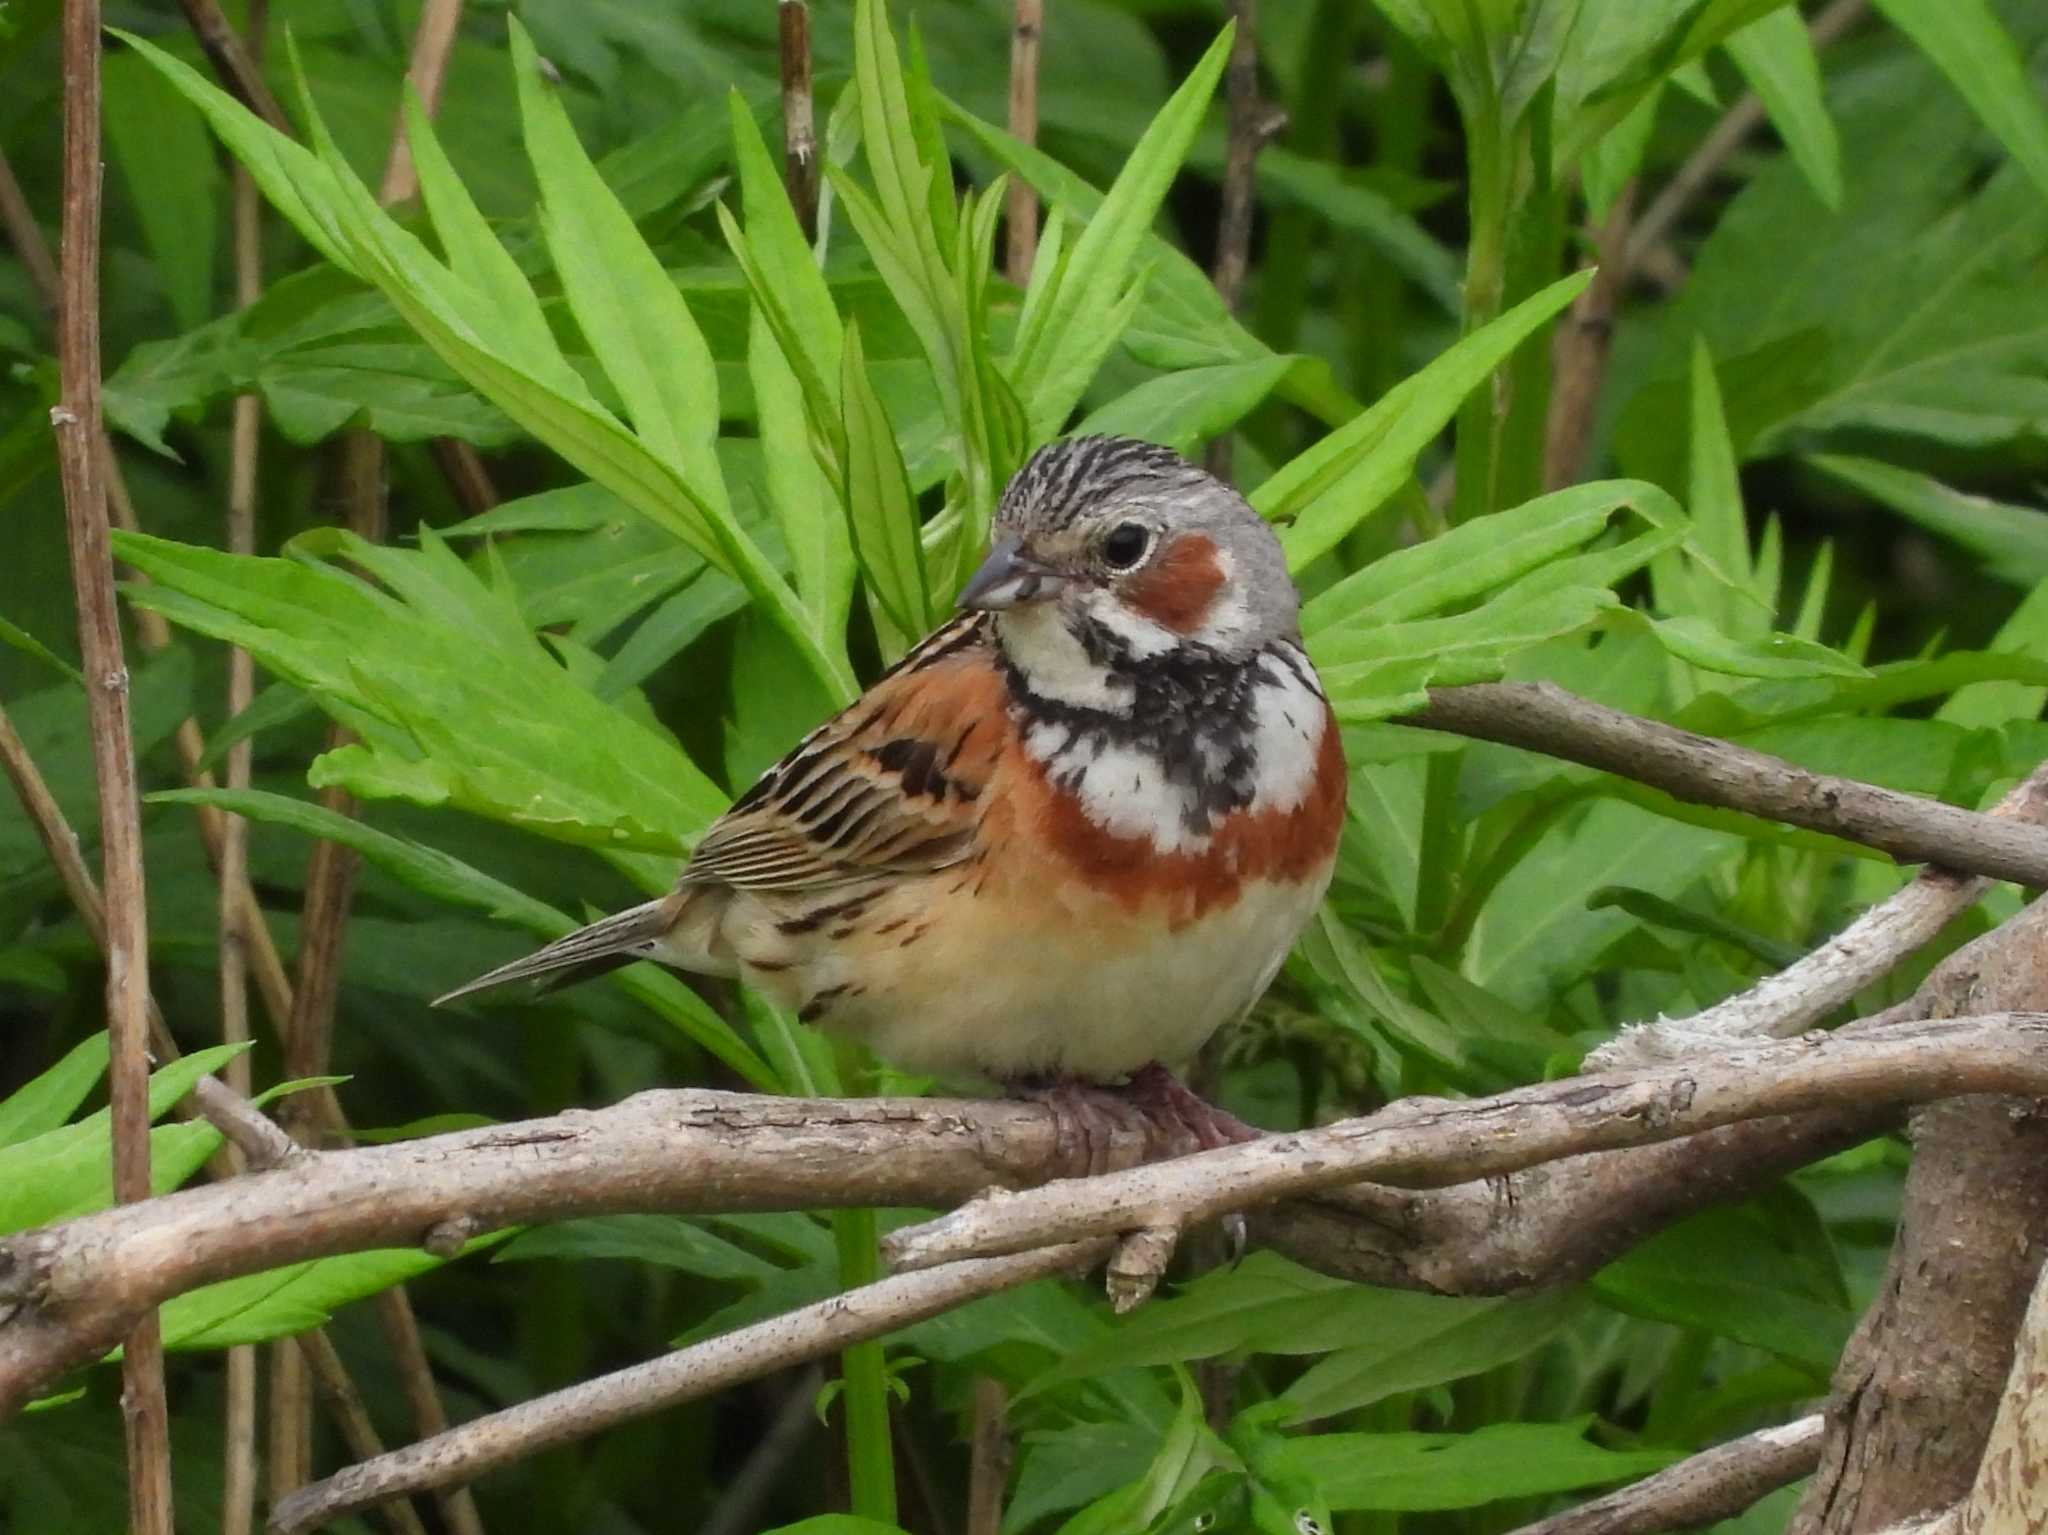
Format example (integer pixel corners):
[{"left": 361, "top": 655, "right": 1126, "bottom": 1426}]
[{"left": 1101, "top": 522, "right": 1151, "bottom": 569}]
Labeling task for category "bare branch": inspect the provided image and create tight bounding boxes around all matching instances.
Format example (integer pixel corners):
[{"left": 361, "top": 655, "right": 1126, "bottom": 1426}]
[
  {"left": 268, "top": 1243, "right": 1109, "bottom": 1534},
  {"left": 1794, "top": 901, "right": 2048, "bottom": 1534},
  {"left": 1543, "top": 182, "right": 1633, "bottom": 490},
  {"left": 377, "top": 0, "right": 465, "bottom": 206},
  {"left": 1258, "top": 1101, "right": 1894, "bottom": 1295},
  {"left": 0, "top": 146, "right": 59, "bottom": 315},
  {"left": 965, "top": 1376, "right": 1010, "bottom": 1535},
  {"left": 3, "top": 1013, "right": 2041, "bottom": 1417},
  {"left": 1594, "top": 761, "right": 2048, "bottom": 1069},
  {"left": 1405, "top": 683, "right": 2048, "bottom": 889},
  {"left": 1508, "top": 1416, "right": 1823, "bottom": 1535},
  {"left": 296, "top": 1329, "right": 432, "bottom": 1535},
  {"left": 883, "top": 1015, "right": 2048, "bottom": 1271},
  {"left": 780, "top": 1, "right": 818, "bottom": 241},
  {"left": 56, "top": 1, "right": 171, "bottom": 1524},
  {"left": 174, "top": 0, "right": 290, "bottom": 131},
  {"left": 1004, "top": 0, "right": 1043, "bottom": 284},
  {"left": 1205, "top": 0, "right": 1285, "bottom": 482},
  {"left": 1626, "top": 0, "right": 1870, "bottom": 274}
]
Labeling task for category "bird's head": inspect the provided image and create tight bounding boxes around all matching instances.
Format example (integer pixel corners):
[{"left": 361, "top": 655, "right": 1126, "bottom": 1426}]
[{"left": 958, "top": 437, "right": 1298, "bottom": 698}]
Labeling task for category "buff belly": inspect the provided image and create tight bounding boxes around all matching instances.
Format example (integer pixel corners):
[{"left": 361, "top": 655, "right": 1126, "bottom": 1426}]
[{"left": 721, "top": 855, "right": 1333, "bottom": 1084}]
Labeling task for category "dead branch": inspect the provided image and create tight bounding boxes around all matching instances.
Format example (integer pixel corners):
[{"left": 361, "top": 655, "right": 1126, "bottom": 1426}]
[
  {"left": 1793, "top": 902, "right": 2048, "bottom": 1534},
  {"left": 2, "top": 1013, "right": 2042, "bottom": 1419},
  {"left": 1004, "top": 0, "right": 1043, "bottom": 284},
  {"left": 1406, "top": 683, "right": 2048, "bottom": 889},
  {"left": 56, "top": 0, "right": 172, "bottom": 1524},
  {"left": 1257, "top": 1101, "right": 1894, "bottom": 1296},
  {"left": 378, "top": 0, "right": 465, "bottom": 206},
  {"left": 780, "top": 1, "right": 819, "bottom": 241},
  {"left": 1596, "top": 760, "right": 2048, "bottom": 1069},
  {"left": 1507, "top": 1415, "right": 1823, "bottom": 1535},
  {"left": 883, "top": 1015, "right": 2048, "bottom": 1271},
  {"left": 1205, "top": 0, "right": 1285, "bottom": 482},
  {"left": 174, "top": 0, "right": 290, "bottom": 131},
  {"left": 268, "top": 1242, "right": 1108, "bottom": 1534}
]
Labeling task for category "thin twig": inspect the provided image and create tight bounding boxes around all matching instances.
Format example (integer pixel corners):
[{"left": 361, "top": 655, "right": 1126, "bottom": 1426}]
[
  {"left": 296, "top": 1329, "right": 434, "bottom": 1535},
  {"left": 1205, "top": 0, "right": 1285, "bottom": 482},
  {"left": 220, "top": 12, "right": 267, "bottom": 1526},
  {"left": 268, "top": 1243, "right": 1109, "bottom": 1534},
  {"left": 0, "top": 147, "right": 59, "bottom": 316},
  {"left": 174, "top": 0, "right": 290, "bottom": 131},
  {"left": 1625, "top": 0, "right": 1870, "bottom": 275},
  {"left": 779, "top": 1, "right": 818, "bottom": 242},
  {"left": 1004, "top": 0, "right": 1043, "bottom": 284},
  {"left": 55, "top": 0, "right": 172, "bottom": 1525},
  {"left": 377, "top": 0, "right": 465, "bottom": 206},
  {"left": 1543, "top": 181, "right": 1634, "bottom": 490},
  {"left": 965, "top": 1377, "right": 1010, "bottom": 1535},
  {"left": 1507, "top": 1416, "right": 1824, "bottom": 1535},
  {"left": 1405, "top": 683, "right": 2048, "bottom": 889},
  {"left": 1593, "top": 761, "right": 2048, "bottom": 1069},
  {"left": 699, "top": 1367, "right": 824, "bottom": 1535}
]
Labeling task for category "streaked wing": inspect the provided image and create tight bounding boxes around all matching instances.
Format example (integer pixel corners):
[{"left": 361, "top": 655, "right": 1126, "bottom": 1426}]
[{"left": 684, "top": 613, "right": 1008, "bottom": 893}]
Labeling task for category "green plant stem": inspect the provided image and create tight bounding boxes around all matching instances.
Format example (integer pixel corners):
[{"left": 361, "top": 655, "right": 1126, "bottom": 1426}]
[
  {"left": 1452, "top": 109, "right": 1512, "bottom": 526},
  {"left": 833, "top": 1205, "right": 899, "bottom": 1525},
  {"left": 746, "top": 995, "right": 898, "bottom": 1521},
  {"left": 1451, "top": 92, "right": 1566, "bottom": 525}
]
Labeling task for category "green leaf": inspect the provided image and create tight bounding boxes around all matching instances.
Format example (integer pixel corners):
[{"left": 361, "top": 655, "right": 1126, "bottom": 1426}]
[
  {"left": 108, "top": 31, "right": 358, "bottom": 277},
  {"left": 509, "top": 19, "right": 730, "bottom": 528},
  {"left": 1304, "top": 480, "right": 1679, "bottom": 636},
  {"left": 1009, "top": 25, "right": 1235, "bottom": 435},
  {"left": 400, "top": 87, "right": 557, "bottom": 371},
  {"left": 148, "top": 786, "right": 775, "bottom": 1089},
  {"left": 1263, "top": 1419, "right": 1682, "bottom": 1511},
  {"left": 0, "top": 1034, "right": 109, "bottom": 1148},
  {"left": 1724, "top": 8, "right": 1842, "bottom": 209},
  {"left": 114, "top": 530, "right": 728, "bottom": 856},
  {"left": 757, "top": 1519, "right": 909, "bottom": 1535},
  {"left": 1592, "top": 1204, "right": 1855, "bottom": 1372},
  {"left": 1075, "top": 357, "right": 1297, "bottom": 456},
  {"left": 0, "top": 617, "right": 82, "bottom": 685},
  {"left": 1283, "top": 1287, "right": 1587, "bottom": 1419},
  {"left": 840, "top": 322, "right": 932, "bottom": 639},
  {"left": 0, "top": 1045, "right": 247, "bottom": 1235},
  {"left": 160, "top": 1241, "right": 503, "bottom": 1351},
  {"left": 1643, "top": 615, "right": 1869, "bottom": 680},
  {"left": 1808, "top": 454, "right": 2048, "bottom": 587},
  {"left": 1875, "top": 0, "right": 2048, "bottom": 205},
  {"left": 1260, "top": 272, "right": 1592, "bottom": 569},
  {"left": 104, "top": 50, "right": 217, "bottom": 330}
]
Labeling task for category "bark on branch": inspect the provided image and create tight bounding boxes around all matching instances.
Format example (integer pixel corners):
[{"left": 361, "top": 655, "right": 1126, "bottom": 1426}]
[
  {"left": 2, "top": 1013, "right": 2040, "bottom": 1422},
  {"left": 884, "top": 1014, "right": 2048, "bottom": 1271},
  {"left": 1408, "top": 683, "right": 2048, "bottom": 888}
]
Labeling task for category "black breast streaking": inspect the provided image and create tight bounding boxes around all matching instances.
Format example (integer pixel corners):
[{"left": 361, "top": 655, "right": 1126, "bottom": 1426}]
[{"left": 1001, "top": 614, "right": 1306, "bottom": 838}]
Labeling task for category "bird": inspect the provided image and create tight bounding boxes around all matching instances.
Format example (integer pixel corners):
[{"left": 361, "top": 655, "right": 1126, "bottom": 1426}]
[{"left": 438, "top": 435, "right": 1347, "bottom": 1152}]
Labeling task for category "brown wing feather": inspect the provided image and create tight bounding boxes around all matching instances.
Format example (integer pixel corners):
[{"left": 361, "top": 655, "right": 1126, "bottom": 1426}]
[{"left": 684, "top": 613, "right": 1010, "bottom": 893}]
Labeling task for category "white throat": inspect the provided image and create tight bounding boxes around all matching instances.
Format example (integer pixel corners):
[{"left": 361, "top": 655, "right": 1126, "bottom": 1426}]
[{"left": 994, "top": 603, "right": 1135, "bottom": 714}]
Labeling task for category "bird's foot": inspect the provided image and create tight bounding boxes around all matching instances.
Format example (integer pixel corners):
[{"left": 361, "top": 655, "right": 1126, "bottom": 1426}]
[
  {"left": 1012, "top": 1076, "right": 1152, "bottom": 1176},
  {"left": 1122, "top": 1062, "right": 1260, "bottom": 1152}
]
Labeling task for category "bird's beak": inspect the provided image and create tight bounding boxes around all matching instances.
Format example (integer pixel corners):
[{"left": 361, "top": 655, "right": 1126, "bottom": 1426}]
[{"left": 956, "top": 538, "right": 1066, "bottom": 611}]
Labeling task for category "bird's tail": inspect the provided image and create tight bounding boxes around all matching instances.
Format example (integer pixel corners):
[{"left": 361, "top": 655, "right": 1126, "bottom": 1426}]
[{"left": 434, "top": 897, "right": 686, "bottom": 1007}]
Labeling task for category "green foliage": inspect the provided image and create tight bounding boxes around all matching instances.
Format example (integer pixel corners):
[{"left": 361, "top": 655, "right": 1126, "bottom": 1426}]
[{"left": 5, "top": 0, "right": 2048, "bottom": 1529}]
